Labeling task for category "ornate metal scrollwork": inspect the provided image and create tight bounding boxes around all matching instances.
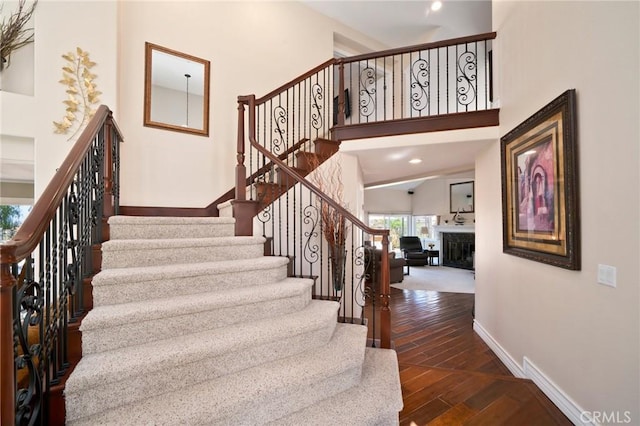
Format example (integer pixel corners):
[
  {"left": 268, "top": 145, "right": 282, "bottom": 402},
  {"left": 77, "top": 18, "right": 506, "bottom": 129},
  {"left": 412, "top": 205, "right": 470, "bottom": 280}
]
[
  {"left": 359, "top": 67, "right": 377, "bottom": 118},
  {"left": 272, "top": 106, "right": 287, "bottom": 154},
  {"left": 310, "top": 83, "right": 323, "bottom": 130},
  {"left": 14, "top": 276, "right": 44, "bottom": 425},
  {"left": 256, "top": 203, "right": 272, "bottom": 225},
  {"left": 66, "top": 183, "right": 79, "bottom": 296},
  {"left": 457, "top": 50, "right": 477, "bottom": 106},
  {"left": 302, "top": 204, "right": 319, "bottom": 264},
  {"left": 354, "top": 245, "right": 375, "bottom": 310},
  {"left": 410, "top": 58, "right": 430, "bottom": 112}
]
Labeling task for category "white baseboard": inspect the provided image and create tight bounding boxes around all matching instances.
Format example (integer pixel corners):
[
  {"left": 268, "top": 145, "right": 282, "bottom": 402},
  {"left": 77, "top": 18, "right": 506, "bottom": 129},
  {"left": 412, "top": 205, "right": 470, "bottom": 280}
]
[
  {"left": 524, "top": 357, "right": 592, "bottom": 426},
  {"left": 473, "top": 320, "right": 525, "bottom": 378},
  {"left": 473, "top": 320, "right": 592, "bottom": 425}
]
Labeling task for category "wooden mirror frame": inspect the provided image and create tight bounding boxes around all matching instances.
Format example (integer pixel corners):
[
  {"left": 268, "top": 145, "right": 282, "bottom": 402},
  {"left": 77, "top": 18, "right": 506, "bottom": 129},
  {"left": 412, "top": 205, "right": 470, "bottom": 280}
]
[
  {"left": 450, "top": 181, "right": 475, "bottom": 213},
  {"left": 144, "top": 42, "right": 210, "bottom": 136}
]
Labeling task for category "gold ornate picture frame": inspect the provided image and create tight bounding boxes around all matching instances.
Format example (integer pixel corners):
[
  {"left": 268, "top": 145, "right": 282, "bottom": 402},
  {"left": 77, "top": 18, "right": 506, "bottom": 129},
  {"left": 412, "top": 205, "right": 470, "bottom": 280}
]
[{"left": 500, "top": 89, "right": 580, "bottom": 270}]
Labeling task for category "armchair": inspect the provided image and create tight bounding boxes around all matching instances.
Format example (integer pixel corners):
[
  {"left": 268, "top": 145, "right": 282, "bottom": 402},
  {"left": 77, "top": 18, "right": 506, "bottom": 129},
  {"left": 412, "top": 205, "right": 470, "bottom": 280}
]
[
  {"left": 364, "top": 248, "right": 405, "bottom": 292},
  {"left": 399, "top": 236, "right": 429, "bottom": 266}
]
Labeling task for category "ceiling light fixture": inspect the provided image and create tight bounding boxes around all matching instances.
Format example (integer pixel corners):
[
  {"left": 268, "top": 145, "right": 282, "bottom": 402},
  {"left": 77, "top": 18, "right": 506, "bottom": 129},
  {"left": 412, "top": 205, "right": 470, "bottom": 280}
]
[
  {"left": 431, "top": 1, "right": 442, "bottom": 11},
  {"left": 409, "top": 158, "right": 422, "bottom": 164},
  {"left": 184, "top": 73, "right": 191, "bottom": 127}
]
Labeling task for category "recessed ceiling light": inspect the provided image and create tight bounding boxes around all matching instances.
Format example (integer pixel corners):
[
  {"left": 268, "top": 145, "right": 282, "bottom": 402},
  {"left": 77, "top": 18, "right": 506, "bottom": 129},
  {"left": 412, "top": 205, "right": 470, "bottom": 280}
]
[
  {"left": 431, "top": 1, "right": 442, "bottom": 11},
  {"left": 409, "top": 158, "right": 422, "bottom": 164}
]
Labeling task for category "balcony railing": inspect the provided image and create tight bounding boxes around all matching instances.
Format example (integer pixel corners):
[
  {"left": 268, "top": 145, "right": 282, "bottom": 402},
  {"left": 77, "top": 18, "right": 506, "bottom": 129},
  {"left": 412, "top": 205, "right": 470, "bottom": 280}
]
[{"left": 234, "top": 32, "right": 497, "bottom": 349}]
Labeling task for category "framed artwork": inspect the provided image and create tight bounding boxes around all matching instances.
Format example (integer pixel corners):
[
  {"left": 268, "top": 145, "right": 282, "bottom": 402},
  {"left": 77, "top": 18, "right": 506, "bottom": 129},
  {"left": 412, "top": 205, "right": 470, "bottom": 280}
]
[{"left": 500, "top": 89, "right": 580, "bottom": 270}]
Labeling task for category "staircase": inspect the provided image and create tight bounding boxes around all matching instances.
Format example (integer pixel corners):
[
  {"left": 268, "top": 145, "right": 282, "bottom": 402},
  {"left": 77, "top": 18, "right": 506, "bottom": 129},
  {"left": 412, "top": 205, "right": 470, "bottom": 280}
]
[
  {"left": 252, "top": 138, "right": 340, "bottom": 209},
  {"left": 64, "top": 216, "right": 403, "bottom": 425}
]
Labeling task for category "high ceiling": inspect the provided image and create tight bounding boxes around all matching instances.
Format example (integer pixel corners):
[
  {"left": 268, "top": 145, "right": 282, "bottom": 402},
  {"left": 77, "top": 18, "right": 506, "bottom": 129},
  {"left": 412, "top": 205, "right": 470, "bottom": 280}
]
[
  {"left": 303, "top": 0, "right": 491, "bottom": 48},
  {"left": 302, "top": 0, "right": 494, "bottom": 190}
]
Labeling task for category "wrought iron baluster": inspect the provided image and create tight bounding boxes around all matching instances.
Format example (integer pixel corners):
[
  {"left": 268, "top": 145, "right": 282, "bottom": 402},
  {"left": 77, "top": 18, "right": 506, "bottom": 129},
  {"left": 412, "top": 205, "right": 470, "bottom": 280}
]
[
  {"left": 446, "top": 45, "right": 450, "bottom": 113},
  {"left": 437, "top": 47, "right": 440, "bottom": 115},
  {"left": 410, "top": 50, "right": 430, "bottom": 115},
  {"left": 359, "top": 61, "right": 376, "bottom": 120},
  {"left": 456, "top": 42, "right": 477, "bottom": 111},
  {"left": 14, "top": 267, "right": 44, "bottom": 426}
]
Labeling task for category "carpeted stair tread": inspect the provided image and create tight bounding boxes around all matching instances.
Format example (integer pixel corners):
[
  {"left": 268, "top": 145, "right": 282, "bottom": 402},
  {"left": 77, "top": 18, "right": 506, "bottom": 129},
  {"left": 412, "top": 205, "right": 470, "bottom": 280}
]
[
  {"left": 109, "top": 216, "right": 235, "bottom": 225},
  {"left": 93, "top": 255, "right": 289, "bottom": 285},
  {"left": 81, "top": 278, "right": 314, "bottom": 353},
  {"left": 66, "top": 300, "right": 340, "bottom": 396},
  {"left": 108, "top": 216, "right": 236, "bottom": 239},
  {"left": 101, "top": 235, "right": 265, "bottom": 268},
  {"left": 85, "top": 277, "right": 312, "bottom": 329},
  {"left": 270, "top": 348, "right": 403, "bottom": 425},
  {"left": 102, "top": 235, "right": 264, "bottom": 250},
  {"left": 67, "top": 323, "right": 367, "bottom": 425},
  {"left": 92, "top": 256, "right": 290, "bottom": 305}
]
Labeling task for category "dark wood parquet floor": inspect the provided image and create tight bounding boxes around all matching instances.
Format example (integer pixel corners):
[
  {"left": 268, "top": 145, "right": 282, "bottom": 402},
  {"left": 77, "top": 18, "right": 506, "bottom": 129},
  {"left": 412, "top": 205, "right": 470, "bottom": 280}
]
[{"left": 372, "top": 287, "right": 572, "bottom": 426}]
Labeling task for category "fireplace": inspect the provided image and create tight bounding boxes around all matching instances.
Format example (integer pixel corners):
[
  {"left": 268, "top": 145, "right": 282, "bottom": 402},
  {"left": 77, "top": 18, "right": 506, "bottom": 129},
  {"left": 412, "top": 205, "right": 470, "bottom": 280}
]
[{"left": 442, "top": 232, "right": 475, "bottom": 270}]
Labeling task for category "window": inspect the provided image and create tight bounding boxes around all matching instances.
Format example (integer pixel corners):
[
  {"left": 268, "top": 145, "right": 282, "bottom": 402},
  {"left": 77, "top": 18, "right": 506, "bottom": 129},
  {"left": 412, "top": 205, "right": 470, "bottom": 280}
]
[
  {"left": 367, "top": 214, "right": 410, "bottom": 251},
  {"left": 413, "top": 215, "right": 439, "bottom": 249},
  {"left": 368, "top": 213, "right": 440, "bottom": 251}
]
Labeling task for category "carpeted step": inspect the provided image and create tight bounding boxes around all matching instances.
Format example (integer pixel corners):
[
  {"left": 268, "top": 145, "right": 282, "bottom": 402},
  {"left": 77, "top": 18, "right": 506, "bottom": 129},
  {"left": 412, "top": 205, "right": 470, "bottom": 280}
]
[
  {"left": 101, "top": 235, "right": 265, "bottom": 269},
  {"left": 66, "top": 322, "right": 367, "bottom": 425},
  {"left": 81, "top": 277, "right": 314, "bottom": 354},
  {"left": 269, "top": 348, "right": 403, "bottom": 425},
  {"left": 108, "top": 216, "right": 236, "bottom": 240},
  {"left": 92, "top": 256, "right": 290, "bottom": 306},
  {"left": 66, "top": 300, "right": 341, "bottom": 422}
]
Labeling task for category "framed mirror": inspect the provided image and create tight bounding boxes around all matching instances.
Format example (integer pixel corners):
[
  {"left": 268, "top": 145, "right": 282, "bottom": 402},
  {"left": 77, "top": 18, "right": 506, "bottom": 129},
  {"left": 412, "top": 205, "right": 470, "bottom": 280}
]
[
  {"left": 144, "top": 42, "right": 210, "bottom": 136},
  {"left": 450, "top": 181, "right": 475, "bottom": 213}
]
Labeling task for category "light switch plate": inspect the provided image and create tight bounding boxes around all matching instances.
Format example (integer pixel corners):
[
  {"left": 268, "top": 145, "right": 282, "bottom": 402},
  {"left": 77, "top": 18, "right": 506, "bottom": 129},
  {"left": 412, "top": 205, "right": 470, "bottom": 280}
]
[{"left": 597, "top": 264, "right": 616, "bottom": 288}]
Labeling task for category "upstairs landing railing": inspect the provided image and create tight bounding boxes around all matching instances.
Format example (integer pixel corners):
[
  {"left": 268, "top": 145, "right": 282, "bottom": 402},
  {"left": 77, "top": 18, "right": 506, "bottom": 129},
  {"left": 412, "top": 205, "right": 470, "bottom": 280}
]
[
  {"left": 234, "top": 32, "right": 497, "bottom": 348},
  {"left": 0, "top": 106, "right": 123, "bottom": 425}
]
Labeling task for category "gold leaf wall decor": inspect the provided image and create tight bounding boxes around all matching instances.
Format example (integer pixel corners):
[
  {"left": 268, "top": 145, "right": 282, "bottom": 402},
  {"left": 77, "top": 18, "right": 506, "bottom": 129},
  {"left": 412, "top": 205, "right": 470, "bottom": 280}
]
[{"left": 53, "top": 47, "right": 101, "bottom": 139}]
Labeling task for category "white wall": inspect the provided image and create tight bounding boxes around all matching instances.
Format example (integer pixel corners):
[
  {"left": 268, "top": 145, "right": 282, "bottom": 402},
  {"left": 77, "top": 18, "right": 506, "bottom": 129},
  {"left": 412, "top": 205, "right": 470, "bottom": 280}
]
[
  {"left": 36, "top": 1, "right": 117, "bottom": 197},
  {"left": 2, "top": 1, "right": 118, "bottom": 200},
  {"left": 117, "top": 1, "right": 387, "bottom": 208},
  {"left": 476, "top": 1, "right": 639, "bottom": 423},
  {"left": 365, "top": 174, "right": 475, "bottom": 223},
  {"left": 364, "top": 188, "right": 412, "bottom": 215}
]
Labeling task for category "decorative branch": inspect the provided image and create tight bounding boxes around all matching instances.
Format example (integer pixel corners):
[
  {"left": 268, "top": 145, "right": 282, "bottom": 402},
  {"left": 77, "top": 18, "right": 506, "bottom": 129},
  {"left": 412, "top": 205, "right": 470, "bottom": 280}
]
[
  {"left": 0, "top": 0, "right": 38, "bottom": 71},
  {"left": 53, "top": 47, "right": 101, "bottom": 140},
  {"left": 306, "top": 152, "right": 350, "bottom": 291}
]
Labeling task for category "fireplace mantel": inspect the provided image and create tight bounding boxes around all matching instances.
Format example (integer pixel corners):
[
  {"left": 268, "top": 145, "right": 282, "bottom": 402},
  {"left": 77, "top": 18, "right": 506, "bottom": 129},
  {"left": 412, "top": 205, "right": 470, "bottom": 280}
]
[{"left": 434, "top": 225, "right": 475, "bottom": 234}]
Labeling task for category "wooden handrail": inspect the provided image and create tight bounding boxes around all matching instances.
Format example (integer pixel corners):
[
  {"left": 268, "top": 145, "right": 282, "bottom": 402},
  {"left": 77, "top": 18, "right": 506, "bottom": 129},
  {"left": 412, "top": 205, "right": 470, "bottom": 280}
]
[
  {"left": 209, "top": 137, "right": 310, "bottom": 212},
  {"left": 0, "top": 104, "right": 123, "bottom": 425},
  {"left": 340, "top": 32, "right": 497, "bottom": 63},
  {"left": 0, "top": 105, "right": 123, "bottom": 264},
  {"left": 242, "top": 95, "right": 388, "bottom": 239},
  {"left": 243, "top": 94, "right": 391, "bottom": 347},
  {"left": 254, "top": 58, "right": 337, "bottom": 104}
]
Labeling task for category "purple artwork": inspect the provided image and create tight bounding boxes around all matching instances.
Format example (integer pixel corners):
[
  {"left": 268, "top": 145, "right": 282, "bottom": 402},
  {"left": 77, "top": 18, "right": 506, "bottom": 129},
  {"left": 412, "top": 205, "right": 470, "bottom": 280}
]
[{"left": 516, "top": 138, "right": 555, "bottom": 232}]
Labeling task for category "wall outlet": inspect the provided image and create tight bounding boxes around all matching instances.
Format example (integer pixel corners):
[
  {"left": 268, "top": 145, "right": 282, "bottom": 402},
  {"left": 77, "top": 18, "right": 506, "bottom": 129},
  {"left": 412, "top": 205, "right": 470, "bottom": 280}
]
[{"left": 597, "top": 264, "right": 617, "bottom": 288}]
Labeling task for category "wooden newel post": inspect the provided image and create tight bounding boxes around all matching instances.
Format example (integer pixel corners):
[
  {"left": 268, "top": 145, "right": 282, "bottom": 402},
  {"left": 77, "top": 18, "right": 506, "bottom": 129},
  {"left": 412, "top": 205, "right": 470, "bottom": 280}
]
[
  {"left": 0, "top": 247, "right": 17, "bottom": 425},
  {"left": 235, "top": 101, "right": 246, "bottom": 201},
  {"left": 102, "top": 118, "right": 115, "bottom": 241},
  {"left": 380, "top": 233, "right": 391, "bottom": 349}
]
